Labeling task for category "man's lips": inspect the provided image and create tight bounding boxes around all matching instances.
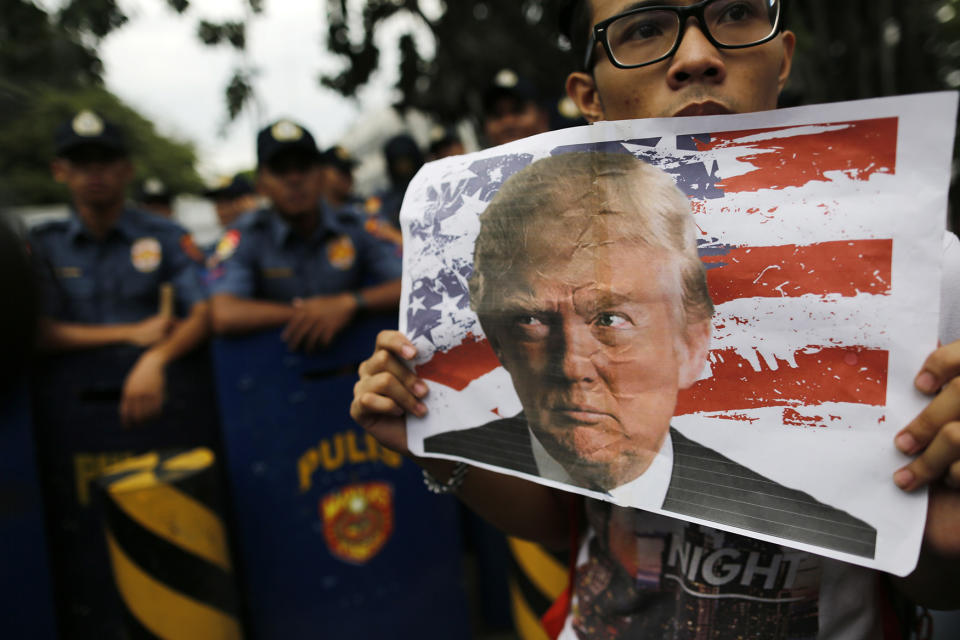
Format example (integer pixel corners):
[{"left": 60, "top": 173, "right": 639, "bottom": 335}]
[
  {"left": 550, "top": 405, "right": 612, "bottom": 425},
  {"left": 673, "top": 101, "right": 733, "bottom": 117}
]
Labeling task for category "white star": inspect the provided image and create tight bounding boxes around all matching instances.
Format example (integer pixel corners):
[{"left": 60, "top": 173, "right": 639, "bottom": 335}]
[
  {"left": 432, "top": 290, "right": 464, "bottom": 318},
  {"left": 408, "top": 295, "right": 426, "bottom": 314}
]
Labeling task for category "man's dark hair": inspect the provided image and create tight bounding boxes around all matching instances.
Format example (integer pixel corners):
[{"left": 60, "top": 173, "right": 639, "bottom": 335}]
[{"left": 559, "top": 0, "right": 592, "bottom": 71}]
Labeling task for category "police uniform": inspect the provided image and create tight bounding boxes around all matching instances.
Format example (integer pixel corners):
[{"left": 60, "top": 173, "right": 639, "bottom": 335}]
[
  {"left": 29, "top": 208, "right": 208, "bottom": 323},
  {"left": 208, "top": 203, "right": 401, "bottom": 303}
]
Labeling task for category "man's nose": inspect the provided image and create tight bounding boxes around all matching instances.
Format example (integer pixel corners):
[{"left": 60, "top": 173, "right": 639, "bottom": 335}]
[
  {"left": 666, "top": 20, "right": 727, "bottom": 89},
  {"left": 554, "top": 321, "right": 598, "bottom": 384}
]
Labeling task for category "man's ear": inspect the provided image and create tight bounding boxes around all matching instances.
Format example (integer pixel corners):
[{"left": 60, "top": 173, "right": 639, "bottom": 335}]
[
  {"left": 677, "top": 318, "right": 712, "bottom": 389},
  {"left": 777, "top": 31, "right": 796, "bottom": 93},
  {"left": 565, "top": 72, "right": 604, "bottom": 123}
]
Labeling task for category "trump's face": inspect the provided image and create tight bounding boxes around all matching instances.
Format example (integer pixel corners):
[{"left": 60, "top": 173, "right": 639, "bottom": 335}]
[{"left": 487, "top": 219, "right": 710, "bottom": 491}]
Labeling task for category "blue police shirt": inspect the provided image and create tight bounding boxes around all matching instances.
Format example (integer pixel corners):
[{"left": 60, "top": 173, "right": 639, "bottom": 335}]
[
  {"left": 29, "top": 208, "right": 208, "bottom": 324},
  {"left": 208, "top": 204, "right": 401, "bottom": 302}
]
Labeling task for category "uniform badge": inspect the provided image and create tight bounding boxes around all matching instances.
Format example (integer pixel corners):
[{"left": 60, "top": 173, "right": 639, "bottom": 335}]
[
  {"left": 215, "top": 229, "right": 241, "bottom": 262},
  {"left": 179, "top": 234, "right": 205, "bottom": 263},
  {"left": 320, "top": 482, "right": 393, "bottom": 565},
  {"left": 271, "top": 120, "right": 303, "bottom": 142},
  {"left": 72, "top": 110, "right": 104, "bottom": 137},
  {"left": 326, "top": 235, "right": 356, "bottom": 270},
  {"left": 131, "top": 237, "right": 162, "bottom": 273}
]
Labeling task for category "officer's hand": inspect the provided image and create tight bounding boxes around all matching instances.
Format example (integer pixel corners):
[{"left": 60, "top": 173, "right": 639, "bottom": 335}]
[
  {"left": 350, "top": 330, "right": 428, "bottom": 455},
  {"left": 282, "top": 293, "right": 356, "bottom": 351},
  {"left": 128, "top": 314, "right": 177, "bottom": 347},
  {"left": 120, "top": 351, "right": 166, "bottom": 427},
  {"left": 894, "top": 340, "right": 960, "bottom": 555}
]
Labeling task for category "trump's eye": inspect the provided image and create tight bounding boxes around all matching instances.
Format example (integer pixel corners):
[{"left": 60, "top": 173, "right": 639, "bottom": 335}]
[
  {"left": 515, "top": 315, "right": 545, "bottom": 326},
  {"left": 593, "top": 312, "right": 630, "bottom": 328},
  {"left": 512, "top": 314, "right": 550, "bottom": 340}
]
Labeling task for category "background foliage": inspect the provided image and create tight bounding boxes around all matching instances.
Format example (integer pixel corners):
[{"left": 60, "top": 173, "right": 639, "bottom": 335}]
[{"left": 2, "top": 0, "right": 959, "bottom": 208}]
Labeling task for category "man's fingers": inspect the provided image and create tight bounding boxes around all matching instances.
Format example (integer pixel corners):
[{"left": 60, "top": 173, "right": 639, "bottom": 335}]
[
  {"left": 305, "top": 322, "right": 326, "bottom": 352},
  {"left": 374, "top": 330, "right": 417, "bottom": 361},
  {"left": 352, "top": 391, "right": 405, "bottom": 422},
  {"left": 356, "top": 371, "right": 427, "bottom": 418},
  {"left": 895, "top": 421, "right": 960, "bottom": 491},
  {"left": 916, "top": 340, "right": 960, "bottom": 393},
  {"left": 358, "top": 348, "right": 428, "bottom": 399},
  {"left": 284, "top": 315, "right": 313, "bottom": 350},
  {"left": 898, "top": 378, "right": 960, "bottom": 454},
  {"left": 281, "top": 311, "right": 307, "bottom": 343}
]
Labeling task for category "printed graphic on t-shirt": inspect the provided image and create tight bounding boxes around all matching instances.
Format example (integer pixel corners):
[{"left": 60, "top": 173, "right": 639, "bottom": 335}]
[{"left": 572, "top": 504, "right": 821, "bottom": 640}]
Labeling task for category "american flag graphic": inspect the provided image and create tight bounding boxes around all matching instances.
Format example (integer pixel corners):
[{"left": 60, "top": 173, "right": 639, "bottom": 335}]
[{"left": 399, "top": 95, "right": 954, "bottom": 573}]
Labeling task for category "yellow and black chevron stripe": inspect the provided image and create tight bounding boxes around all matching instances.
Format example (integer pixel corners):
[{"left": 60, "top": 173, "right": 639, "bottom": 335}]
[
  {"left": 97, "top": 449, "right": 243, "bottom": 640},
  {"left": 507, "top": 537, "right": 569, "bottom": 640}
]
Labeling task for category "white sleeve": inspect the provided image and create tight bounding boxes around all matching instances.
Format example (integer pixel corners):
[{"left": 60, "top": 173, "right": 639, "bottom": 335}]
[{"left": 939, "top": 231, "right": 960, "bottom": 344}]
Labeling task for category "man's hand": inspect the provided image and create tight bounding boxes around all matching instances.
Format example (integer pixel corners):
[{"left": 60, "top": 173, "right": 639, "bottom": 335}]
[
  {"left": 281, "top": 293, "right": 357, "bottom": 351},
  {"left": 127, "top": 314, "right": 177, "bottom": 347},
  {"left": 894, "top": 341, "right": 960, "bottom": 555},
  {"left": 120, "top": 350, "right": 166, "bottom": 427},
  {"left": 350, "top": 330, "right": 429, "bottom": 455}
]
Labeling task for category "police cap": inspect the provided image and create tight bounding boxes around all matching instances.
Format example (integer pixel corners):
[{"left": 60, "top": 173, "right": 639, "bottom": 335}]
[
  {"left": 481, "top": 69, "right": 541, "bottom": 117},
  {"left": 319, "top": 146, "right": 358, "bottom": 176},
  {"left": 54, "top": 109, "right": 129, "bottom": 158},
  {"left": 257, "top": 119, "right": 320, "bottom": 168}
]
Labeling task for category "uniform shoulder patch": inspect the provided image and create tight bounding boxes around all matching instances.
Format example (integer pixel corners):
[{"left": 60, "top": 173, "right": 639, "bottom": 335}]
[{"left": 215, "top": 229, "right": 242, "bottom": 262}]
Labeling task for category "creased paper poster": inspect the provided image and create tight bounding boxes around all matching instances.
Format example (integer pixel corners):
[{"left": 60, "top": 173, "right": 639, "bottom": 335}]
[{"left": 400, "top": 93, "right": 958, "bottom": 575}]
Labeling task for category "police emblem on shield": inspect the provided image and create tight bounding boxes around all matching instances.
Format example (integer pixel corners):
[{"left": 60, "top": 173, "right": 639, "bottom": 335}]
[{"left": 321, "top": 482, "right": 393, "bottom": 564}]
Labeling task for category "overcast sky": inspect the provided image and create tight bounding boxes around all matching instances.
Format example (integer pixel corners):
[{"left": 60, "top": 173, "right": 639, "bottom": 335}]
[{"left": 98, "top": 0, "right": 426, "bottom": 181}]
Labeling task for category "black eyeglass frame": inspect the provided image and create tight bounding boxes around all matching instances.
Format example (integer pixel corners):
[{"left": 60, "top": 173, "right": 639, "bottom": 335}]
[{"left": 582, "top": 0, "right": 783, "bottom": 71}]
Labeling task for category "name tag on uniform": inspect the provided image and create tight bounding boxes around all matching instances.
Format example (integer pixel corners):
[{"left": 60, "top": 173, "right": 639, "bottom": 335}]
[
  {"left": 262, "top": 267, "right": 294, "bottom": 279},
  {"left": 56, "top": 267, "right": 82, "bottom": 278}
]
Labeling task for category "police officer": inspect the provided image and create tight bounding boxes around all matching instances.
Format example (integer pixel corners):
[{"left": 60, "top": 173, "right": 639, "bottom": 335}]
[
  {"left": 481, "top": 68, "right": 551, "bottom": 147},
  {"left": 203, "top": 173, "right": 259, "bottom": 231},
  {"left": 135, "top": 176, "right": 175, "bottom": 219},
  {"left": 29, "top": 109, "right": 210, "bottom": 426},
  {"left": 318, "top": 145, "right": 362, "bottom": 219},
  {"left": 372, "top": 133, "right": 424, "bottom": 231},
  {"left": 427, "top": 125, "right": 466, "bottom": 161},
  {"left": 208, "top": 119, "right": 402, "bottom": 351}
]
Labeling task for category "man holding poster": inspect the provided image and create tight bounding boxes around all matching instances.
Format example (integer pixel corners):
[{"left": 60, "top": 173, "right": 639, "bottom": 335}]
[{"left": 352, "top": 0, "right": 960, "bottom": 636}]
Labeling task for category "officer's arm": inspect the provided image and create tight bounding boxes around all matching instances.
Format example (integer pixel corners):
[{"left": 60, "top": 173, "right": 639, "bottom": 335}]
[
  {"left": 352, "top": 278, "right": 402, "bottom": 311},
  {"left": 142, "top": 300, "right": 210, "bottom": 365},
  {"left": 210, "top": 293, "right": 295, "bottom": 334},
  {"left": 38, "top": 315, "right": 174, "bottom": 351}
]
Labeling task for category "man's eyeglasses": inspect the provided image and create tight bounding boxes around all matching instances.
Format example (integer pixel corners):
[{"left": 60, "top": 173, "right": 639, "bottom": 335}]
[{"left": 583, "top": 0, "right": 783, "bottom": 70}]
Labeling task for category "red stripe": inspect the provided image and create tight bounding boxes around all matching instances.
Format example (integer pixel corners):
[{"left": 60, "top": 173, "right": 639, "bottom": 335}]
[
  {"left": 704, "top": 239, "right": 893, "bottom": 304},
  {"left": 415, "top": 334, "right": 501, "bottom": 391},
  {"left": 675, "top": 346, "right": 889, "bottom": 415},
  {"left": 417, "top": 338, "right": 889, "bottom": 414},
  {"left": 695, "top": 118, "right": 898, "bottom": 193}
]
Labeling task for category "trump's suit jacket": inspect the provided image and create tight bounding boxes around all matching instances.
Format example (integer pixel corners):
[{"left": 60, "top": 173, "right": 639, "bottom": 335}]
[{"left": 424, "top": 416, "right": 877, "bottom": 558}]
